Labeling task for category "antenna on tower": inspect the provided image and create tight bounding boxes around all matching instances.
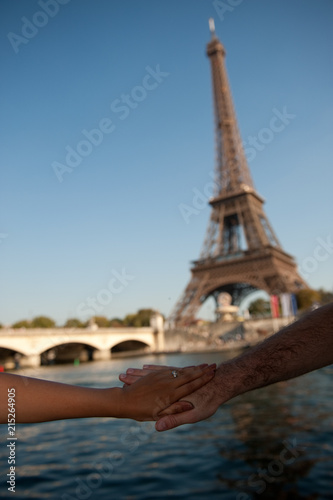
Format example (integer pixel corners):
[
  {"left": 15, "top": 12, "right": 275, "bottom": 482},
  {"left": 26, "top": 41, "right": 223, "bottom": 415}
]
[{"left": 208, "top": 18, "right": 216, "bottom": 38}]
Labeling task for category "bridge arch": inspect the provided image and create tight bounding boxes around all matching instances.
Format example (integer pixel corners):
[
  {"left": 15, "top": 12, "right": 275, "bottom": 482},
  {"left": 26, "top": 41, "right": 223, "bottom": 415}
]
[
  {"left": 40, "top": 342, "right": 99, "bottom": 365},
  {"left": 30, "top": 334, "right": 104, "bottom": 354},
  {"left": 111, "top": 339, "right": 150, "bottom": 354},
  {"left": 0, "top": 341, "right": 31, "bottom": 357},
  {"left": 202, "top": 280, "right": 265, "bottom": 307},
  {"left": 0, "top": 347, "right": 26, "bottom": 369}
]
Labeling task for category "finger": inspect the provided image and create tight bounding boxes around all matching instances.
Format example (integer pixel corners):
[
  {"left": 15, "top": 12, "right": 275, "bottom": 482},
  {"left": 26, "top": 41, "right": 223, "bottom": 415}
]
[
  {"left": 142, "top": 364, "right": 175, "bottom": 370},
  {"left": 142, "top": 363, "right": 208, "bottom": 370},
  {"left": 119, "top": 373, "right": 141, "bottom": 384},
  {"left": 175, "top": 367, "right": 215, "bottom": 399},
  {"left": 119, "top": 366, "right": 164, "bottom": 383},
  {"left": 152, "top": 399, "right": 194, "bottom": 421},
  {"left": 124, "top": 368, "right": 153, "bottom": 377},
  {"left": 119, "top": 364, "right": 209, "bottom": 386},
  {"left": 119, "top": 366, "right": 168, "bottom": 384},
  {"left": 119, "top": 364, "right": 210, "bottom": 386},
  {"left": 157, "top": 401, "right": 193, "bottom": 417},
  {"left": 155, "top": 410, "right": 197, "bottom": 432},
  {"left": 176, "top": 364, "right": 216, "bottom": 387},
  {"left": 153, "top": 364, "right": 215, "bottom": 393}
]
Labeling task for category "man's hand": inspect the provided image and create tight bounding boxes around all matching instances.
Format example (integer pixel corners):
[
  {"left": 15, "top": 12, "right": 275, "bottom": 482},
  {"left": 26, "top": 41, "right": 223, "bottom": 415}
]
[
  {"left": 155, "top": 377, "right": 221, "bottom": 431},
  {"left": 120, "top": 364, "right": 228, "bottom": 431}
]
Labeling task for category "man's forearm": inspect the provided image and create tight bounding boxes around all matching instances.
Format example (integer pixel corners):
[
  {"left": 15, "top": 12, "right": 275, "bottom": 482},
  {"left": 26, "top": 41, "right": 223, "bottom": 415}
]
[{"left": 214, "top": 302, "right": 333, "bottom": 402}]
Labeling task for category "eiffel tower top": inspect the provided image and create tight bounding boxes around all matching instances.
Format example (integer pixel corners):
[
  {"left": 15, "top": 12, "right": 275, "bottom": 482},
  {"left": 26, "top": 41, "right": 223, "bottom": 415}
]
[
  {"left": 206, "top": 19, "right": 255, "bottom": 201},
  {"left": 208, "top": 17, "right": 217, "bottom": 38}
]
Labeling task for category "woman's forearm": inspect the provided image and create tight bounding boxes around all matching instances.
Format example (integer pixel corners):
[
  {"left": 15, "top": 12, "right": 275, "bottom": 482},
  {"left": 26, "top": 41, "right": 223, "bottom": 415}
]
[
  {"left": 214, "top": 302, "right": 333, "bottom": 402},
  {"left": 0, "top": 373, "right": 120, "bottom": 423}
]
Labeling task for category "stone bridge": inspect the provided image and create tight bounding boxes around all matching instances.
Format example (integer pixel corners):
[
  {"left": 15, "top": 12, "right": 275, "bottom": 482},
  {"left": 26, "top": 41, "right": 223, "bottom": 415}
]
[{"left": 0, "top": 323, "right": 165, "bottom": 368}]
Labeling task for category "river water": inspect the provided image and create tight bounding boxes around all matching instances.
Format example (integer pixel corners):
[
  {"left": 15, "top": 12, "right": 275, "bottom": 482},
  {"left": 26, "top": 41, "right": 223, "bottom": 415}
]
[{"left": 0, "top": 351, "right": 332, "bottom": 500}]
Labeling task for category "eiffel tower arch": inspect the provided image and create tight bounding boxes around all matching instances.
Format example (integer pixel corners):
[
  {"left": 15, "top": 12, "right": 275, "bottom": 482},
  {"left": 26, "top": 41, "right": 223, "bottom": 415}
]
[{"left": 169, "top": 20, "right": 307, "bottom": 326}]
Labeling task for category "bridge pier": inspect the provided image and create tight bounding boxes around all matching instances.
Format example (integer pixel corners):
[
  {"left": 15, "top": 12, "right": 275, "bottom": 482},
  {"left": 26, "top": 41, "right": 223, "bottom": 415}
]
[
  {"left": 154, "top": 330, "right": 165, "bottom": 352},
  {"left": 93, "top": 349, "right": 111, "bottom": 361},
  {"left": 150, "top": 312, "right": 165, "bottom": 352},
  {"left": 20, "top": 354, "right": 41, "bottom": 368}
]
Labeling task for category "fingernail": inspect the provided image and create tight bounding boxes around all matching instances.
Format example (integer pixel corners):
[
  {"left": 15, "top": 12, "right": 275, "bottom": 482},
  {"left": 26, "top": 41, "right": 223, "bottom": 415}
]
[
  {"left": 156, "top": 421, "right": 167, "bottom": 432},
  {"left": 119, "top": 373, "right": 126, "bottom": 379},
  {"left": 127, "top": 368, "right": 134, "bottom": 374}
]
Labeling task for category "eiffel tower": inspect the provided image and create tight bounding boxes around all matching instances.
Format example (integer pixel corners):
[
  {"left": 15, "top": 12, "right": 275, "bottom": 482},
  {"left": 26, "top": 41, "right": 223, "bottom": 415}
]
[{"left": 170, "top": 20, "right": 307, "bottom": 326}]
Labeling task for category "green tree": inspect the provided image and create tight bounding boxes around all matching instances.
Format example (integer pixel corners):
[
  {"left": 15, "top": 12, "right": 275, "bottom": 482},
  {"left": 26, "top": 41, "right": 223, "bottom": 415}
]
[
  {"left": 135, "top": 309, "right": 155, "bottom": 327},
  {"left": 12, "top": 319, "right": 31, "bottom": 329},
  {"left": 31, "top": 316, "right": 56, "bottom": 328},
  {"left": 123, "top": 309, "right": 155, "bottom": 327},
  {"left": 109, "top": 318, "right": 124, "bottom": 327},
  {"left": 123, "top": 314, "right": 137, "bottom": 327},
  {"left": 296, "top": 289, "right": 321, "bottom": 311},
  {"left": 318, "top": 288, "right": 333, "bottom": 305},
  {"left": 92, "top": 316, "right": 110, "bottom": 328},
  {"left": 63, "top": 318, "right": 85, "bottom": 328},
  {"left": 248, "top": 298, "right": 271, "bottom": 317}
]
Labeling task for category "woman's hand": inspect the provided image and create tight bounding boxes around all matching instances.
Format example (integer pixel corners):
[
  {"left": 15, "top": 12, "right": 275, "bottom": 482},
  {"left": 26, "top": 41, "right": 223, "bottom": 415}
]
[
  {"left": 119, "top": 364, "right": 209, "bottom": 386},
  {"left": 116, "top": 364, "right": 216, "bottom": 421}
]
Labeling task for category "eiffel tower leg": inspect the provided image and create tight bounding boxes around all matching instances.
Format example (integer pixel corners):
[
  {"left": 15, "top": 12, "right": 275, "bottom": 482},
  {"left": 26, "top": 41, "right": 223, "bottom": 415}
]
[{"left": 169, "top": 274, "right": 211, "bottom": 327}]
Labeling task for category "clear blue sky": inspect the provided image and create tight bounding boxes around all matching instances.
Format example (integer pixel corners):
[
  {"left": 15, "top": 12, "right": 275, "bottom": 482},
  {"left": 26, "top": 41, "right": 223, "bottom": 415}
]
[{"left": 1, "top": 0, "right": 332, "bottom": 325}]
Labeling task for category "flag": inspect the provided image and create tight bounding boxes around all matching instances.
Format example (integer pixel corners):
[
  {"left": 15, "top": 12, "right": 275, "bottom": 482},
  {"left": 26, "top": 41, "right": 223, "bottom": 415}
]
[
  {"left": 270, "top": 295, "right": 280, "bottom": 318},
  {"left": 280, "top": 293, "right": 292, "bottom": 317},
  {"left": 291, "top": 294, "right": 298, "bottom": 315}
]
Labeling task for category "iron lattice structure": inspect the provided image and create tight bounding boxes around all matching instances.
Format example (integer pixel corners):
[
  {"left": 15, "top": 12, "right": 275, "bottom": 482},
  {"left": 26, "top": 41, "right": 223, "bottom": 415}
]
[{"left": 169, "top": 23, "right": 307, "bottom": 326}]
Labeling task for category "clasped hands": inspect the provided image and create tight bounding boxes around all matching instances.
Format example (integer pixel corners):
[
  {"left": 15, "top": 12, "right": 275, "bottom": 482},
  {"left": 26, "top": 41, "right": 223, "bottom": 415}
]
[{"left": 118, "top": 363, "right": 222, "bottom": 432}]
